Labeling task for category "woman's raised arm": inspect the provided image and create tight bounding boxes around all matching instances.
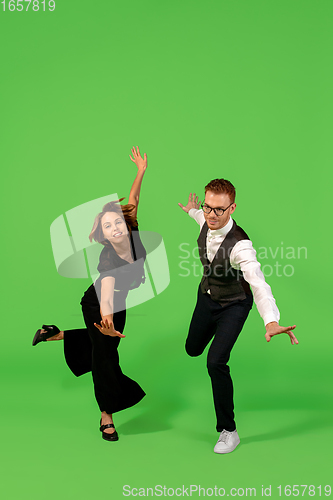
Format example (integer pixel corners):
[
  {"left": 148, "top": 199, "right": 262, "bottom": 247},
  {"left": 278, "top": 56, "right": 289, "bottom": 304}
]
[{"left": 128, "top": 146, "right": 147, "bottom": 218}]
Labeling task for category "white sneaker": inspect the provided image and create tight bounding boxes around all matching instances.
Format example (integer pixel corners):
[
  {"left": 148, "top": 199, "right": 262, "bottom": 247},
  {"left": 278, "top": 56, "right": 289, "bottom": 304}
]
[{"left": 214, "top": 429, "right": 240, "bottom": 454}]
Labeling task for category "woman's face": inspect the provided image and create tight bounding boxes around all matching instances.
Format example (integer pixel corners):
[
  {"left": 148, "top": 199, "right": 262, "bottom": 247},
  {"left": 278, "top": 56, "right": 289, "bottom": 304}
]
[{"left": 101, "top": 211, "right": 128, "bottom": 242}]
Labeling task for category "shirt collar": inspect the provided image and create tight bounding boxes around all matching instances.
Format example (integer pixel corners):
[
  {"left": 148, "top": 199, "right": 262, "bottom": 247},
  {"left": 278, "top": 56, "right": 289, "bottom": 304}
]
[{"left": 208, "top": 216, "right": 233, "bottom": 238}]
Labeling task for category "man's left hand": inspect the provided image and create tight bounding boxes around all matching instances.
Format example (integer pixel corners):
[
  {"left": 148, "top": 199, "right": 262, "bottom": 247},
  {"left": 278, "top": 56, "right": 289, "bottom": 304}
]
[{"left": 265, "top": 322, "right": 298, "bottom": 345}]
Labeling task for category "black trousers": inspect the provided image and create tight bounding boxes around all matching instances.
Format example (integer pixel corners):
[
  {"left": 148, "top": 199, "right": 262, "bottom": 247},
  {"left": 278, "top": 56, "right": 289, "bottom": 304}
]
[
  {"left": 185, "top": 285, "right": 253, "bottom": 432},
  {"left": 63, "top": 284, "right": 146, "bottom": 414}
]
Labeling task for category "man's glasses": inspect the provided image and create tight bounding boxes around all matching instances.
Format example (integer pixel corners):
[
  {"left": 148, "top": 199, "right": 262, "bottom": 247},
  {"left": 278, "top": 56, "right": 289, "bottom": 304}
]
[{"left": 201, "top": 202, "right": 233, "bottom": 217}]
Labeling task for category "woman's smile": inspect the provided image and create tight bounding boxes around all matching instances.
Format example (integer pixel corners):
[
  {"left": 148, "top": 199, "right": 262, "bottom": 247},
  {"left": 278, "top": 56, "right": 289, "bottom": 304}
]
[{"left": 101, "top": 212, "right": 128, "bottom": 241}]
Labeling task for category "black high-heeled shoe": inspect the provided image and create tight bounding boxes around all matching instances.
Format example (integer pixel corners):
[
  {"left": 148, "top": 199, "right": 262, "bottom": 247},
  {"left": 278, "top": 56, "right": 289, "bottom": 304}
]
[
  {"left": 100, "top": 419, "right": 119, "bottom": 441},
  {"left": 32, "top": 324, "right": 60, "bottom": 346}
]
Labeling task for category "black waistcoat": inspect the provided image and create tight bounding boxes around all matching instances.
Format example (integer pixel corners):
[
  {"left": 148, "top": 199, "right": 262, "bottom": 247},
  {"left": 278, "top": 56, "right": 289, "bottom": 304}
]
[{"left": 197, "top": 219, "right": 252, "bottom": 304}]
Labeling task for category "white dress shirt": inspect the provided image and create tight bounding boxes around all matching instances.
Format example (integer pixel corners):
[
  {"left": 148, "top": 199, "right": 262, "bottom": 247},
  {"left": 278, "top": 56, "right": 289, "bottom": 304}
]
[{"left": 189, "top": 208, "right": 280, "bottom": 326}]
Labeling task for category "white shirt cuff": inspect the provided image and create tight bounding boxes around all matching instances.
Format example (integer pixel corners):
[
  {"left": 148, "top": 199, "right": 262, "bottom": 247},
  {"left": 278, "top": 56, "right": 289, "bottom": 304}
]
[{"left": 262, "top": 313, "right": 279, "bottom": 327}]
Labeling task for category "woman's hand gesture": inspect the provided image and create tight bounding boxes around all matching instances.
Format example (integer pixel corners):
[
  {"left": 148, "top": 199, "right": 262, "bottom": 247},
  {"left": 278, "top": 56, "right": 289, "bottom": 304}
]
[
  {"left": 94, "top": 318, "right": 126, "bottom": 338},
  {"left": 129, "top": 146, "right": 147, "bottom": 172}
]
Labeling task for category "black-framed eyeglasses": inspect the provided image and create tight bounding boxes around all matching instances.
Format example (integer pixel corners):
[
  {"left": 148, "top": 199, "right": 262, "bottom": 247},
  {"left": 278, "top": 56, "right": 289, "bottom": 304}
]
[{"left": 201, "top": 202, "right": 233, "bottom": 217}]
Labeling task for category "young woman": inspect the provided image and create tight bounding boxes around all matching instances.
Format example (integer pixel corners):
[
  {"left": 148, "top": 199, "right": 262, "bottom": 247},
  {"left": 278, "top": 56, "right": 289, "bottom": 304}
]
[{"left": 33, "top": 147, "right": 148, "bottom": 441}]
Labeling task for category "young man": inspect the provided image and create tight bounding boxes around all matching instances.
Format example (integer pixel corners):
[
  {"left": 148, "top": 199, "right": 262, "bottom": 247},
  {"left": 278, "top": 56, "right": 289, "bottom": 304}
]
[{"left": 178, "top": 179, "right": 298, "bottom": 454}]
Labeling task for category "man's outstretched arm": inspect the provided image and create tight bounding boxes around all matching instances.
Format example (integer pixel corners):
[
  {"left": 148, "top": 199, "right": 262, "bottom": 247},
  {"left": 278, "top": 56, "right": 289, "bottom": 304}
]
[{"left": 230, "top": 242, "right": 298, "bottom": 345}]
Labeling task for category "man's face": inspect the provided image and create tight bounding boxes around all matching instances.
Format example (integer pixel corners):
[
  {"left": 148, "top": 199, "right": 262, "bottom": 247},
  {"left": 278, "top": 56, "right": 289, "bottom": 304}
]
[{"left": 203, "top": 190, "right": 236, "bottom": 230}]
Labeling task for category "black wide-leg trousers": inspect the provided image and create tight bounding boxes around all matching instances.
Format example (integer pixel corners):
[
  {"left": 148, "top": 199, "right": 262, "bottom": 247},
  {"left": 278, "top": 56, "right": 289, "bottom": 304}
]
[
  {"left": 63, "top": 285, "right": 146, "bottom": 414},
  {"left": 185, "top": 285, "right": 253, "bottom": 432}
]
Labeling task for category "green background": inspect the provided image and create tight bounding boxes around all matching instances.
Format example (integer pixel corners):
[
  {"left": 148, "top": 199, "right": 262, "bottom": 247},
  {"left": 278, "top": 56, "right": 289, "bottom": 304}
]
[{"left": 0, "top": 0, "right": 332, "bottom": 498}]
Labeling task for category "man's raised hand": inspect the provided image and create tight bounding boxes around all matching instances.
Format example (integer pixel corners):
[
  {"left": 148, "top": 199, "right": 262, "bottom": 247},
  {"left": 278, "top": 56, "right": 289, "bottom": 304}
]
[
  {"left": 178, "top": 193, "right": 202, "bottom": 213},
  {"left": 265, "top": 322, "right": 298, "bottom": 345}
]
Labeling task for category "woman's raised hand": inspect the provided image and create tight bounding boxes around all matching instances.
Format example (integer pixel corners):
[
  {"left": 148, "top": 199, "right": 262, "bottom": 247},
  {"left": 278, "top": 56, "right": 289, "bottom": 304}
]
[
  {"left": 129, "top": 146, "right": 147, "bottom": 171},
  {"left": 94, "top": 318, "right": 126, "bottom": 338}
]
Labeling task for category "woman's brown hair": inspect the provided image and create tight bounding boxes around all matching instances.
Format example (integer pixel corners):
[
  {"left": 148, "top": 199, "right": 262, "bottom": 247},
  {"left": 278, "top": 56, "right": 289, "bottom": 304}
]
[{"left": 89, "top": 198, "right": 138, "bottom": 244}]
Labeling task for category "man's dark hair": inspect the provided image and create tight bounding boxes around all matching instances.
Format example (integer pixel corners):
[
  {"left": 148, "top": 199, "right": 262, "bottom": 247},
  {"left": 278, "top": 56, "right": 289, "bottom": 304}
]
[{"left": 205, "top": 179, "right": 236, "bottom": 203}]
